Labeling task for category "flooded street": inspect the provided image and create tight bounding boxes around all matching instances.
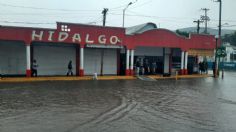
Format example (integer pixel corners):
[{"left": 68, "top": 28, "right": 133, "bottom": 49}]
[{"left": 1, "top": 72, "right": 236, "bottom": 132}]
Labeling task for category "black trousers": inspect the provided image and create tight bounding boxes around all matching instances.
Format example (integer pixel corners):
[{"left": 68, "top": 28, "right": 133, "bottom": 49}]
[{"left": 32, "top": 69, "right": 37, "bottom": 77}]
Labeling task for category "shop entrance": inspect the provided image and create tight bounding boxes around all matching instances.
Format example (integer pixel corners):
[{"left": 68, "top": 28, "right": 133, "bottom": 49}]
[
  {"left": 84, "top": 48, "right": 118, "bottom": 75},
  {"left": 134, "top": 56, "right": 163, "bottom": 75},
  {"left": 134, "top": 46, "right": 164, "bottom": 75},
  {"left": 0, "top": 41, "right": 26, "bottom": 76},
  {"left": 32, "top": 42, "right": 77, "bottom": 76}
]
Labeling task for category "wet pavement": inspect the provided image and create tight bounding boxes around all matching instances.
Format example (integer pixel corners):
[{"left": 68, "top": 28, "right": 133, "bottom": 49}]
[{"left": 1, "top": 72, "right": 236, "bottom": 132}]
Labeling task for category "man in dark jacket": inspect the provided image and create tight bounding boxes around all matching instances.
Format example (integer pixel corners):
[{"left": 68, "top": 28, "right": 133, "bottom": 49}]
[
  {"left": 31, "top": 59, "right": 38, "bottom": 77},
  {"left": 67, "top": 60, "right": 73, "bottom": 76}
]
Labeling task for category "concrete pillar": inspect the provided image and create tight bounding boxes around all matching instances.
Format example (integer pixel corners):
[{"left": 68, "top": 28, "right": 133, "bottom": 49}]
[
  {"left": 26, "top": 45, "right": 31, "bottom": 77},
  {"left": 79, "top": 47, "right": 84, "bottom": 76},
  {"left": 126, "top": 49, "right": 130, "bottom": 76},
  {"left": 163, "top": 48, "right": 171, "bottom": 75},
  {"left": 180, "top": 51, "right": 185, "bottom": 75},
  {"left": 184, "top": 51, "right": 188, "bottom": 75},
  {"left": 130, "top": 49, "right": 134, "bottom": 76}
]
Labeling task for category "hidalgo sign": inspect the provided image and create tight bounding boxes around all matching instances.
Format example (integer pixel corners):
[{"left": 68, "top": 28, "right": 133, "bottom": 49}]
[{"left": 31, "top": 30, "right": 121, "bottom": 45}]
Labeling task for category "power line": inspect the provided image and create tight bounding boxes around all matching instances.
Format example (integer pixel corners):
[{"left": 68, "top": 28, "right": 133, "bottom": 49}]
[
  {"left": 0, "top": 20, "right": 54, "bottom": 25},
  {"left": 129, "top": 0, "right": 152, "bottom": 9},
  {"left": 1, "top": 2, "right": 236, "bottom": 24},
  {"left": 0, "top": 2, "right": 130, "bottom": 12},
  {"left": 0, "top": 2, "right": 101, "bottom": 12},
  {"left": 3, "top": 11, "right": 236, "bottom": 23}
]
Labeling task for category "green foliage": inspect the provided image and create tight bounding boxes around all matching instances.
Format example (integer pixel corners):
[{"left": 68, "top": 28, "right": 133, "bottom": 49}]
[
  {"left": 176, "top": 30, "right": 189, "bottom": 37},
  {"left": 222, "top": 31, "right": 236, "bottom": 46}
]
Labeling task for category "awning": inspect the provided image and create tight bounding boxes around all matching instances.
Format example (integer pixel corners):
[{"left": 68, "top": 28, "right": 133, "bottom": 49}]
[{"left": 188, "top": 49, "right": 214, "bottom": 56}]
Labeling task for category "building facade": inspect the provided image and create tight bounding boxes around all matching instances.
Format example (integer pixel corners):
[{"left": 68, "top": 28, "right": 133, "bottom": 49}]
[{"left": 0, "top": 22, "right": 216, "bottom": 77}]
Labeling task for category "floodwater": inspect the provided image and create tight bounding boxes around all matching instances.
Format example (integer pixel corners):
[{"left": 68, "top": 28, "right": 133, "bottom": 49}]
[{"left": 1, "top": 72, "right": 236, "bottom": 132}]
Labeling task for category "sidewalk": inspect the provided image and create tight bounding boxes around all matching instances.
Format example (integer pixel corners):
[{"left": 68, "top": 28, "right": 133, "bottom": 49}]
[
  {"left": 147, "top": 74, "right": 212, "bottom": 79},
  {"left": 0, "top": 74, "right": 213, "bottom": 83}
]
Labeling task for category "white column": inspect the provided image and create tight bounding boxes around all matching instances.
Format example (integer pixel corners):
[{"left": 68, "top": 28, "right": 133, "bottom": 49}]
[
  {"left": 26, "top": 45, "right": 31, "bottom": 70},
  {"left": 130, "top": 50, "right": 134, "bottom": 70},
  {"left": 185, "top": 51, "right": 188, "bottom": 69},
  {"left": 126, "top": 49, "right": 130, "bottom": 70},
  {"left": 80, "top": 47, "right": 84, "bottom": 70},
  {"left": 181, "top": 51, "right": 185, "bottom": 70}
]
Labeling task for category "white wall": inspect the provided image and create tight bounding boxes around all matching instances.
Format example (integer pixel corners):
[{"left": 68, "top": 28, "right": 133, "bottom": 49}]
[
  {"left": 0, "top": 41, "right": 26, "bottom": 75},
  {"left": 33, "top": 43, "right": 76, "bottom": 76}
]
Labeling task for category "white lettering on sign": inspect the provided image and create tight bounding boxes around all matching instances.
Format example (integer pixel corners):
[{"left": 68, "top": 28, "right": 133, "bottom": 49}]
[
  {"left": 32, "top": 31, "right": 44, "bottom": 41},
  {"left": 31, "top": 30, "right": 121, "bottom": 45},
  {"left": 85, "top": 34, "right": 94, "bottom": 44},
  {"left": 72, "top": 34, "right": 81, "bottom": 43},
  {"left": 110, "top": 36, "right": 119, "bottom": 45},
  {"left": 98, "top": 35, "right": 106, "bottom": 44},
  {"left": 48, "top": 31, "right": 55, "bottom": 41},
  {"left": 58, "top": 32, "right": 69, "bottom": 42}
]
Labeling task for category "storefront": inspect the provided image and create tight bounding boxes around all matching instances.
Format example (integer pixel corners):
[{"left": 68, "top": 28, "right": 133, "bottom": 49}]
[
  {"left": 84, "top": 48, "right": 119, "bottom": 75},
  {"left": 32, "top": 42, "right": 77, "bottom": 76},
  {"left": 0, "top": 22, "right": 216, "bottom": 77},
  {"left": 0, "top": 41, "right": 26, "bottom": 76}
]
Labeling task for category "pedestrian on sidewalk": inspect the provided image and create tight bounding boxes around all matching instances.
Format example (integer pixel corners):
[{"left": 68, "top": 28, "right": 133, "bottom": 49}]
[
  {"left": 67, "top": 60, "right": 73, "bottom": 76},
  {"left": 204, "top": 61, "right": 208, "bottom": 74},
  {"left": 212, "top": 62, "right": 216, "bottom": 76},
  {"left": 135, "top": 59, "right": 141, "bottom": 76},
  {"left": 32, "top": 59, "right": 38, "bottom": 77}
]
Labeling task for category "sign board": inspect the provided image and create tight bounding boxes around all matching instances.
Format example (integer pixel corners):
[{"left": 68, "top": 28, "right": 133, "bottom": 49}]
[
  {"left": 86, "top": 44, "right": 124, "bottom": 49},
  {"left": 216, "top": 47, "right": 226, "bottom": 57}
]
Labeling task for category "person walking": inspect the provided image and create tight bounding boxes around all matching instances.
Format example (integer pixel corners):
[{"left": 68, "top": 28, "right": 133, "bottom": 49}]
[
  {"left": 135, "top": 59, "right": 141, "bottom": 76},
  {"left": 199, "top": 62, "right": 203, "bottom": 74},
  {"left": 151, "top": 61, "right": 157, "bottom": 75},
  {"left": 212, "top": 62, "right": 216, "bottom": 76},
  {"left": 67, "top": 60, "right": 73, "bottom": 76},
  {"left": 204, "top": 61, "right": 208, "bottom": 74},
  {"left": 32, "top": 59, "right": 38, "bottom": 77},
  {"left": 144, "top": 59, "right": 150, "bottom": 75}
]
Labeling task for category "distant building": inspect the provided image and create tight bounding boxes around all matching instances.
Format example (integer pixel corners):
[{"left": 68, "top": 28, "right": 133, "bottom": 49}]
[{"left": 224, "top": 43, "right": 236, "bottom": 62}]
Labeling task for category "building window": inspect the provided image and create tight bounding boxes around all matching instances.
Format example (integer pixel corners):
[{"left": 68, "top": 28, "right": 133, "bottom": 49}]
[{"left": 61, "top": 25, "right": 71, "bottom": 32}]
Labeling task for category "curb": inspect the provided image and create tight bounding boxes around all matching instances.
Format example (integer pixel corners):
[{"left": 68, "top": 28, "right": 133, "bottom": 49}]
[{"left": 0, "top": 75, "right": 212, "bottom": 83}]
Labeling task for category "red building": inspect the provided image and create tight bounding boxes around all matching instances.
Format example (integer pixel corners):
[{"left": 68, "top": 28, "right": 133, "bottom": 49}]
[{"left": 0, "top": 22, "right": 216, "bottom": 77}]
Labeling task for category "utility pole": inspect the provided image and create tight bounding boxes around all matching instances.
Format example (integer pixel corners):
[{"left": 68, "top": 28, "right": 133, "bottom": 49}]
[
  {"left": 213, "top": 0, "right": 222, "bottom": 78},
  {"left": 102, "top": 8, "right": 108, "bottom": 26},
  {"left": 193, "top": 20, "right": 203, "bottom": 34},
  {"left": 219, "top": 0, "right": 223, "bottom": 78},
  {"left": 201, "top": 8, "right": 210, "bottom": 34},
  {"left": 100, "top": 8, "right": 108, "bottom": 76}
]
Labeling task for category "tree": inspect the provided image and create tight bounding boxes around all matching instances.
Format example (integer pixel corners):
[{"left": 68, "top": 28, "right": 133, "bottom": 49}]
[{"left": 222, "top": 31, "right": 236, "bottom": 46}]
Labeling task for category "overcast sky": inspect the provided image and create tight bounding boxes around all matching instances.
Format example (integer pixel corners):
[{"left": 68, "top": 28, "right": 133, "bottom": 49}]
[{"left": 0, "top": 0, "right": 235, "bottom": 30}]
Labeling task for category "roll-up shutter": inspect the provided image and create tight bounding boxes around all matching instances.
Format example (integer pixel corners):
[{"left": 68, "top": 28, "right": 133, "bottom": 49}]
[
  {"left": 103, "top": 49, "right": 117, "bottom": 75},
  {"left": 33, "top": 44, "right": 76, "bottom": 76},
  {"left": 0, "top": 41, "right": 26, "bottom": 75},
  {"left": 84, "top": 48, "right": 117, "bottom": 75},
  {"left": 84, "top": 48, "right": 101, "bottom": 75}
]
